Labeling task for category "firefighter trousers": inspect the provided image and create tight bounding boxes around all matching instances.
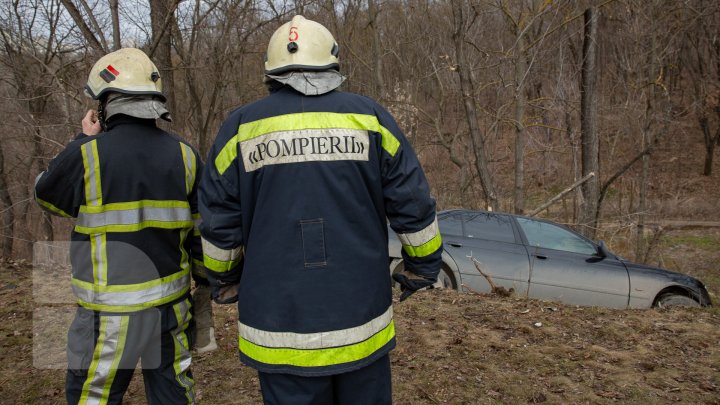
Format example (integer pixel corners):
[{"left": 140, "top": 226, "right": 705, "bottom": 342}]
[
  {"left": 257, "top": 354, "right": 392, "bottom": 405},
  {"left": 65, "top": 296, "right": 195, "bottom": 405}
]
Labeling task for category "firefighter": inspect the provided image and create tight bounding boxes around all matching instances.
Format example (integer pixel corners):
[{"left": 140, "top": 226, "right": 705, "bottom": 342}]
[
  {"left": 199, "top": 15, "right": 443, "bottom": 404},
  {"left": 34, "top": 48, "right": 207, "bottom": 404}
]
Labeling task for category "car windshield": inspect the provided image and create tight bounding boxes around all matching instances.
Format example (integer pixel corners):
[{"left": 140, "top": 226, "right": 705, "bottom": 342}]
[{"left": 516, "top": 217, "right": 597, "bottom": 255}]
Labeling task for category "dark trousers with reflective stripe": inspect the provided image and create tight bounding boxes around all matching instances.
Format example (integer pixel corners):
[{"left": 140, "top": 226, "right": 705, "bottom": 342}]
[
  {"left": 258, "top": 354, "right": 392, "bottom": 405},
  {"left": 66, "top": 297, "right": 195, "bottom": 405}
]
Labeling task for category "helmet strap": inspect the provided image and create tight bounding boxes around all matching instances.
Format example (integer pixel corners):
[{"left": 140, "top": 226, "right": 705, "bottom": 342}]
[{"left": 97, "top": 98, "right": 108, "bottom": 132}]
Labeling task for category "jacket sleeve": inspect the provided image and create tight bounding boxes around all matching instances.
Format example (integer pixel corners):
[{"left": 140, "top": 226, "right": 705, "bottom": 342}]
[
  {"left": 34, "top": 136, "right": 87, "bottom": 218},
  {"left": 186, "top": 147, "right": 209, "bottom": 285},
  {"left": 377, "top": 107, "right": 443, "bottom": 281},
  {"left": 198, "top": 117, "right": 244, "bottom": 284}
]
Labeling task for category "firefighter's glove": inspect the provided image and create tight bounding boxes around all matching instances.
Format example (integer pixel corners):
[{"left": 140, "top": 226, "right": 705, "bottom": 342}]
[
  {"left": 392, "top": 270, "right": 436, "bottom": 302},
  {"left": 210, "top": 280, "right": 239, "bottom": 305}
]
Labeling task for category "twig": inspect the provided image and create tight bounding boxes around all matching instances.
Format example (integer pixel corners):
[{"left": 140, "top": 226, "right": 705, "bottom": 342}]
[{"left": 528, "top": 172, "right": 595, "bottom": 217}]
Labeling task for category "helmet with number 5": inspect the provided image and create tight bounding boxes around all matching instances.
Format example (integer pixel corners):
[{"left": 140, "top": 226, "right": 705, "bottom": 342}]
[
  {"left": 265, "top": 15, "right": 340, "bottom": 75},
  {"left": 85, "top": 48, "right": 165, "bottom": 101}
]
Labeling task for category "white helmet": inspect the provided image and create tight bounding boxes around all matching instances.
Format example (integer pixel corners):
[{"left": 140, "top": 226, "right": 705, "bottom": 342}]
[
  {"left": 85, "top": 48, "right": 165, "bottom": 101},
  {"left": 265, "top": 15, "right": 339, "bottom": 75}
]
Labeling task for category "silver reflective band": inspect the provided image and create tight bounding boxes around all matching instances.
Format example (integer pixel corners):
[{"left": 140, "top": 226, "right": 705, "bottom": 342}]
[
  {"left": 180, "top": 143, "right": 195, "bottom": 195},
  {"left": 239, "top": 305, "right": 393, "bottom": 350},
  {"left": 397, "top": 217, "right": 439, "bottom": 248},
  {"left": 81, "top": 316, "right": 126, "bottom": 405},
  {"left": 84, "top": 142, "right": 101, "bottom": 206},
  {"left": 241, "top": 128, "right": 370, "bottom": 172},
  {"left": 201, "top": 237, "right": 243, "bottom": 262},
  {"left": 72, "top": 273, "right": 189, "bottom": 306},
  {"left": 77, "top": 206, "right": 192, "bottom": 229}
]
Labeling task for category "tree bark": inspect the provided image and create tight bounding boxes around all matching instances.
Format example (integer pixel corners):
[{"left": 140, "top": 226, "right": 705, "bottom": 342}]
[
  {"left": 58, "top": 0, "right": 105, "bottom": 54},
  {"left": 513, "top": 33, "right": 527, "bottom": 214},
  {"left": 0, "top": 145, "right": 14, "bottom": 258},
  {"left": 368, "top": 0, "right": 385, "bottom": 101},
  {"left": 452, "top": 1, "right": 498, "bottom": 211},
  {"left": 150, "top": 0, "right": 177, "bottom": 118},
  {"left": 110, "top": 0, "right": 121, "bottom": 50},
  {"left": 579, "top": 7, "right": 599, "bottom": 238}
]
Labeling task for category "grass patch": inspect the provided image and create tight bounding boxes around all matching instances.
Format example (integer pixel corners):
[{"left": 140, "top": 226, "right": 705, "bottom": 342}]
[{"left": 663, "top": 234, "right": 720, "bottom": 250}]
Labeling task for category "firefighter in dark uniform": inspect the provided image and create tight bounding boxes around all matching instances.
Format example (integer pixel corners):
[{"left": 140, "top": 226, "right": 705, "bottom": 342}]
[
  {"left": 34, "top": 48, "right": 208, "bottom": 404},
  {"left": 199, "top": 16, "right": 443, "bottom": 404}
]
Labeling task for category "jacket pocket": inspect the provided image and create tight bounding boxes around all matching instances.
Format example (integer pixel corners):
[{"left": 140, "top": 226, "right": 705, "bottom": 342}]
[{"left": 300, "top": 218, "right": 327, "bottom": 267}]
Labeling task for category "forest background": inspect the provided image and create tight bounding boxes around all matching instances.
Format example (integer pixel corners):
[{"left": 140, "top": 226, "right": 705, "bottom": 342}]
[
  {"left": 1, "top": 0, "right": 719, "bottom": 262},
  {"left": 1, "top": 1, "right": 720, "bottom": 404}
]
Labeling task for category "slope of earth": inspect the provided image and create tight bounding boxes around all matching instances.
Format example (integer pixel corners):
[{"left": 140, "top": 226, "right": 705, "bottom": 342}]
[{"left": 1, "top": 241, "right": 718, "bottom": 404}]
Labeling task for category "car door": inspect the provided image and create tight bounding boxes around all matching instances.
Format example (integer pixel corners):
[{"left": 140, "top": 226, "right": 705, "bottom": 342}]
[
  {"left": 441, "top": 212, "right": 530, "bottom": 295},
  {"left": 515, "top": 217, "right": 631, "bottom": 308}
]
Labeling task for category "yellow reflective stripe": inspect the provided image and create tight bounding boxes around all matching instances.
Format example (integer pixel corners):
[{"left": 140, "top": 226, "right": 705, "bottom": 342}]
[
  {"left": 172, "top": 300, "right": 195, "bottom": 403},
  {"left": 214, "top": 112, "right": 401, "bottom": 175},
  {"left": 77, "top": 286, "right": 190, "bottom": 313},
  {"left": 192, "top": 259, "right": 207, "bottom": 278},
  {"left": 239, "top": 320, "right": 395, "bottom": 368},
  {"left": 402, "top": 233, "right": 443, "bottom": 258},
  {"left": 80, "top": 200, "right": 190, "bottom": 213},
  {"left": 90, "top": 234, "right": 108, "bottom": 286},
  {"left": 81, "top": 140, "right": 102, "bottom": 206},
  {"left": 179, "top": 227, "right": 191, "bottom": 275},
  {"left": 180, "top": 143, "right": 196, "bottom": 195},
  {"left": 79, "top": 316, "right": 108, "bottom": 405},
  {"left": 203, "top": 254, "right": 241, "bottom": 273},
  {"left": 75, "top": 221, "right": 193, "bottom": 234},
  {"left": 71, "top": 267, "right": 190, "bottom": 293},
  {"left": 101, "top": 316, "right": 129, "bottom": 402},
  {"left": 35, "top": 197, "right": 72, "bottom": 217},
  {"left": 79, "top": 316, "right": 127, "bottom": 404}
]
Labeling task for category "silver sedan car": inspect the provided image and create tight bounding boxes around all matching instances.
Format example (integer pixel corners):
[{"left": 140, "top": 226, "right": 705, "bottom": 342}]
[{"left": 388, "top": 209, "right": 712, "bottom": 308}]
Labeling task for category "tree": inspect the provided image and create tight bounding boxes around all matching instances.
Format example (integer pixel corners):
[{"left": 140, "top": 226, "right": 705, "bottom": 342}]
[{"left": 578, "top": 7, "right": 599, "bottom": 238}]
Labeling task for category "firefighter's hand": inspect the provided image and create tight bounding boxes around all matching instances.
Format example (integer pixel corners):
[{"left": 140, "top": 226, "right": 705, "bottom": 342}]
[
  {"left": 211, "top": 281, "right": 239, "bottom": 304},
  {"left": 392, "top": 270, "right": 436, "bottom": 302},
  {"left": 82, "top": 110, "right": 102, "bottom": 136}
]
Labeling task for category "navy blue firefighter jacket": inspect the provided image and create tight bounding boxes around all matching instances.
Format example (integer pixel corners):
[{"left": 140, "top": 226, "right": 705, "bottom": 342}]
[{"left": 199, "top": 85, "right": 443, "bottom": 376}]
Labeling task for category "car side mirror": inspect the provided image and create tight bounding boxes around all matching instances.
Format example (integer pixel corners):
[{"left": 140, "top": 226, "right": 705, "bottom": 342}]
[{"left": 597, "top": 240, "right": 611, "bottom": 258}]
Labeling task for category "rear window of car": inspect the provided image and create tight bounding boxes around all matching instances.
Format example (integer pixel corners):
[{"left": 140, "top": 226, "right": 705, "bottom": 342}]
[{"left": 439, "top": 212, "right": 516, "bottom": 243}]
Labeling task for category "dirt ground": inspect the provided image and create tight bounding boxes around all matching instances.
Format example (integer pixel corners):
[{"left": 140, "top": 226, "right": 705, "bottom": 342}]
[{"left": 1, "top": 228, "right": 719, "bottom": 404}]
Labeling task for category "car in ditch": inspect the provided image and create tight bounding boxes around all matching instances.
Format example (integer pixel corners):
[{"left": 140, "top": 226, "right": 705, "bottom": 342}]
[{"left": 388, "top": 209, "right": 712, "bottom": 308}]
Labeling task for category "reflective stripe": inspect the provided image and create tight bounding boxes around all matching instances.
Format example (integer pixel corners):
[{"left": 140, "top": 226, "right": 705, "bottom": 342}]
[
  {"left": 74, "top": 200, "right": 193, "bottom": 234},
  {"left": 79, "top": 316, "right": 129, "bottom": 405},
  {"left": 180, "top": 143, "right": 196, "bottom": 195},
  {"left": 202, "top": 237, "right": 243, "bottom": 273},
  {"left": 36, "top": 197, "right": 72, "bottom": 217},
  {"left": 90, "top": 234, "right": 107, "bottom": 285},
  {"left": 81, "top": 141, "right": 102, "bottom": 206},
  {"left": 398, "top": 217, "right": 443, "bottom": 258},
  {"left": 192, "top": 259, "right": 208, "bottom": 278},
  {"left": 240, "top": 128, "right": 370, "bottom": 172},
  {"left": 215, "top": 112, "right": 402, "bottom": 175},
  {"left": 172, "top": 300, "right": 195, "bottom": 403},
  {"left": 240, "top": 305, "right": 393, "bottom": 349},
  {"left": 72, "top": 268, "right": 190, "bottom": 312},
  {"left": 239, "top": 319, "right": 395, "bottom": 368}
]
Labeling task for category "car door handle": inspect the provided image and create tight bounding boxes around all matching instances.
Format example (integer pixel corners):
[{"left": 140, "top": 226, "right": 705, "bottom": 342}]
[
  {"left": 534, "top": 254, "right": 547, "bottom": 260},
  {"left": 447, "top": 242, "right": 463, "bottom": 248}
]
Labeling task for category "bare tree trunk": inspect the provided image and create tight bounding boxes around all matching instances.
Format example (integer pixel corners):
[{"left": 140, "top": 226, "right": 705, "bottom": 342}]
[
  {"left": 110, "top": 0, "right": 121, "bottom": 50},
  {"left": 150, "top": 0, "right": 177, "bottom": 118},
  {"left": 452, "top": 1, "right": 498, "bottom": 211},
  {"left": 368, "top": 0, "right": 385, "bottom": 101},
  {"left": 579, "top": 7, "right": 599, "bottom": 238},
  {"left": 0, "top": 145, "right": 14, "bottom": 258},
  {"left": 59, "top": 0, "right": 105, "bottom": 54},
  {"left": 513, "top": 35, "right": 527, "bottom": 214}
]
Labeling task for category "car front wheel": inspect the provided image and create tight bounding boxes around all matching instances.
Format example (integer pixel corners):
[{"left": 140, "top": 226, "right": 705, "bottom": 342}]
[{"left": 655, "top": 293, "right": 700, "bottom": 308}]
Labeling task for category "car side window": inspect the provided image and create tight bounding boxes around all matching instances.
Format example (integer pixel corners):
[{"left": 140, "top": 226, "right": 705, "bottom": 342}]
[
  {"left": 462, "top": 213, "right": 516, "bottom": 243},
  {"left": 438, "top": 214, "right": 463, "bottom": 236},
  {"left": 517, "top": 218, "right": 597, "bottom": 255}
]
